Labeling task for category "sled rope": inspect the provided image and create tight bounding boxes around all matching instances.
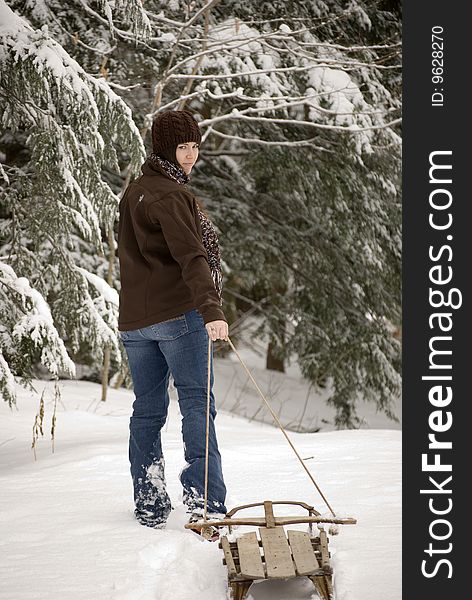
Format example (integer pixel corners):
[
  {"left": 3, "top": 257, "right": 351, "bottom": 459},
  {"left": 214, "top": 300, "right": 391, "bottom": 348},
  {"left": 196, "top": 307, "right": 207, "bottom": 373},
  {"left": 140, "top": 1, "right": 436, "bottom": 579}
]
[
  {"left": 202, "top": 334, "right": 336, "bottom": 521},
  {"left": 203, "top": 335, "right": 212, "bottom": 522}
]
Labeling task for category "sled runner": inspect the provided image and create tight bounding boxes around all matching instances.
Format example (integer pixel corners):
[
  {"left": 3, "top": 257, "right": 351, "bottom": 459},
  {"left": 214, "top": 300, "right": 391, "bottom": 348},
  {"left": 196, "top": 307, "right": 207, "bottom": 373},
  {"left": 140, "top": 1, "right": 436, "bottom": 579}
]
[
  {"left": 184, "top": 335, "right": 357, "bottom": 598},
  {"left": 187, "top": 500, "right": 356, "bottom": 600}
]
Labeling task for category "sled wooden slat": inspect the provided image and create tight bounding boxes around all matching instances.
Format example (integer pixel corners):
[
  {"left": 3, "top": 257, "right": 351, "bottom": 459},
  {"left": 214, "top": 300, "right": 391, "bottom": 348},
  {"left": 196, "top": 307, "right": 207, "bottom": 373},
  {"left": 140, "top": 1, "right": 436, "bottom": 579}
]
[
  {"left": 259, "top": 526, "right": 296, "bottom": 578},
  {"left": 319, "top": 530, "right": 330, "bottom": 568},
  {"left": 221, "top": 536, "right": 237, "bottom": 577},
  {"left": 287, "top": 530, "right": 320, "bottom": 575},
  {"left": 224, "top": 538, "right": 322, "bottom": 553},
  {"left": 237, "top": 533, "right": 265, "bottom": 580}
]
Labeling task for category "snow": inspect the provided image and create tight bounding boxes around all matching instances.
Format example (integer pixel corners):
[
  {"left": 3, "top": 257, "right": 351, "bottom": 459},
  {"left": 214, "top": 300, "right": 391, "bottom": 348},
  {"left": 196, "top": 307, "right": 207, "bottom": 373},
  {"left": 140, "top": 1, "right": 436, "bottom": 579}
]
[
  {"left": 0, "top": 351, "right": 16, "bottom": 399},
  {"left": 0, "top": 1, "right": 27, "bottom": 36},
  {"left": 159, "top": 32, "right": 177, "bottom": 43},
  {"left": 1, "top": 366, "right": 401, "bottom": 600},
  {"left": 0, "top": 0, "right": 144, "bottom": 155},
  {"left": 214, "top": 338, "right": 401, "bottom": 432},
  {"left": 209, "top": 19, "right": 265, "bottom": 55},
  {"left": 347, "top": 1, "right": 372, "bottom": 30},
  {"left": 306, "top": 68, "right": 364, "bottom": 127},
  {"left": 76, "top": 267, "right": 119, "bottom": 307},
  {"left": 0, "top": 262, "right": 76, "bottom": 382},
  {"left": 182, "top": 18, "right": 287, "bottom": 101}
]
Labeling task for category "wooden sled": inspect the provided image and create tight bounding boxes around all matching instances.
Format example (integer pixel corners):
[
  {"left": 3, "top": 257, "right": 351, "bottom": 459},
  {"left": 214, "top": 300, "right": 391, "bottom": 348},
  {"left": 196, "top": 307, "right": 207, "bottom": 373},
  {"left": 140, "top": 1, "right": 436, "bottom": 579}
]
[{"left": 188, "top": 500, "right": 357, "bottom": 600}]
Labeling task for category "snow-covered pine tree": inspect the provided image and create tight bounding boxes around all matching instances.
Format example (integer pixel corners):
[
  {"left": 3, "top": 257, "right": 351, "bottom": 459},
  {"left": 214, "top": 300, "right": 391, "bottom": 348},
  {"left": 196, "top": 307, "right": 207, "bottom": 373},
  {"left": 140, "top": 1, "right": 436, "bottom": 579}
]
[
  {"left": 1, "top": 1, "right": 401, "bottom": 427},
  {"left": 0, "top": 0, "right": 145, "bottom": 404},
  {"left": 183, "top": 3, "right": 402, "bottom": 426}
]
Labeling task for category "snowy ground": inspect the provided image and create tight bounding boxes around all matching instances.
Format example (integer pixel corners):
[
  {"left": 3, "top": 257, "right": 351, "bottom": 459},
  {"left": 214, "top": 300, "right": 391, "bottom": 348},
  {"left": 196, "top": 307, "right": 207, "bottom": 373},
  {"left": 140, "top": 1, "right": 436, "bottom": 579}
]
[{"left": 0, "top": 355, "right": 401, "bottom": 600}]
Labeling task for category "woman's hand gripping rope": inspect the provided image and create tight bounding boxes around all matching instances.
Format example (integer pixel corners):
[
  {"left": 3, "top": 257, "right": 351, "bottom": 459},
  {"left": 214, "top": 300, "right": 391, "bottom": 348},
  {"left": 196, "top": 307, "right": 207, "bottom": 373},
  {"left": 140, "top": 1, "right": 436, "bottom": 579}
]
[{"left": 205, "top": 320, "right": 228, "bottom": 342}]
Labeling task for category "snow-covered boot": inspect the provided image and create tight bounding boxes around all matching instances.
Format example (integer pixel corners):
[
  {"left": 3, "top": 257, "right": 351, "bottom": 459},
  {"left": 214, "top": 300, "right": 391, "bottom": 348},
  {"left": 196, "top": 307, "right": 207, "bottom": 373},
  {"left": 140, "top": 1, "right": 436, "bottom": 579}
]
[{"left": 187, "top": 512, "right": 222, "bottom": 542}]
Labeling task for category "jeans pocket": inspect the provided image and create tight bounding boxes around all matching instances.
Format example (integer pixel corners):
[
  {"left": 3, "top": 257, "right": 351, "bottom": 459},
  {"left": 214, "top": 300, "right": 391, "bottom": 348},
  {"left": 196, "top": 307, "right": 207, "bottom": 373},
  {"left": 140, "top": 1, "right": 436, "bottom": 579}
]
[
  {"left": 151, "top": 314, "right": 189, "bottom": 340},
  {"left": 119, "top": 329, "right": 142, "bottom": 342}
]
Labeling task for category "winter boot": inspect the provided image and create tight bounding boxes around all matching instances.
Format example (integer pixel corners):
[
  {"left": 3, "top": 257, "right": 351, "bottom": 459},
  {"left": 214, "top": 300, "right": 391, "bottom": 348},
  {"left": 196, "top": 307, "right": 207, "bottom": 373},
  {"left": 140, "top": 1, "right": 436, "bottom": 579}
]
[{"left": 187, "top": 512, "right": 223, "bottom": 542}]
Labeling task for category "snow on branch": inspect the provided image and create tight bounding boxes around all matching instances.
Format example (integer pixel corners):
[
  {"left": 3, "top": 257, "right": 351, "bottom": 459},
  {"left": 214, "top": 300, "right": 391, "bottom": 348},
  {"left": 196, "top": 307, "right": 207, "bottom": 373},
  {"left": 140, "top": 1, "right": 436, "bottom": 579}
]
[
  {"left": 74, "top": 266, "right": 121, "bottom": 361},
  {"left": 97, "top": 0, "right": 152, "bottom": 40},
  {"left": 146, "top": 10, "right": 187, "bottom": 29},
  {"left": 0, "top": 0, "right": 144, "bottom": 168},
  {"left": 167, "top": 57, "right": 398, "bottom": 85},
  {"left": 75, "top": 266, "right": 119, "bottom": 308},
  {"left": 0, "top": 1, "right": 143, "bottom": 393},
  {"left": 200, "top": 112, "right": 401, "bottom": 134},
  {"left": 150, "top": 86, "right": 246, "bottom": 120},
  {"left": 141, "top": 12, "right": 401, "bottom": 157},
  {"left": 0, "top": 0, "right": 144, "bottom": 240},
  {"left": 0, "top": 261, "right": 76, "bottom": 405},
  {"left": 77, "top": 0, "right": 178, "bottom": 46},
  {"left": 298, "top": 40, "right": 402, "bottom": 52},
  {"left": 0, "top": 351, "right": 16, "bottom": 407},
  {"left": 168, "top": 63, "right": 356, "bottom": 82},
  {"left": 207, "top": 129, "right": 330, "bottom": 150}
]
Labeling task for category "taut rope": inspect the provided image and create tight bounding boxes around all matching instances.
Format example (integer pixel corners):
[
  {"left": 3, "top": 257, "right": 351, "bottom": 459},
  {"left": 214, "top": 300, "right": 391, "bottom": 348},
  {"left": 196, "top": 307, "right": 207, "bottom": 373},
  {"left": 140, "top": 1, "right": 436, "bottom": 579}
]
[
  {"left": 203, "top": 335, "right": 211, "bottom": 522},
  {"left": 202, "top": 335, "right": 337, "bottom": 521}
]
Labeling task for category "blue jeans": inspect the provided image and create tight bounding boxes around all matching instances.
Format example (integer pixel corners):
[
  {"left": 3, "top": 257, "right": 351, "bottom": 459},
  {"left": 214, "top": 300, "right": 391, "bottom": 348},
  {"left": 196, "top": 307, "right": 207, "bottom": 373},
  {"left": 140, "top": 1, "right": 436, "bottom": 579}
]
[{"left": 119, "top": 308, "right": 227, "bottom": 527}]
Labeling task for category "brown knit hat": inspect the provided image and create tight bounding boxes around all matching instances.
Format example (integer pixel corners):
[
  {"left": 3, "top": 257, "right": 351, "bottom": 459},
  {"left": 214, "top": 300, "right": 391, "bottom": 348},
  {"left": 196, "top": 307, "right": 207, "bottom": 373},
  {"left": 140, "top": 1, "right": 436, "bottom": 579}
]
[{"left": 151, "top": 110, "right": 202, "bottom": 165}]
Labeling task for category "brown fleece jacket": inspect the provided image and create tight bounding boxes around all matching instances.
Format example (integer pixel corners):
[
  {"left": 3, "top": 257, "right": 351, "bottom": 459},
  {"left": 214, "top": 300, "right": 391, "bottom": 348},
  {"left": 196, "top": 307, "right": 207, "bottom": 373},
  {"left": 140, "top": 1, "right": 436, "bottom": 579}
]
[{"left": 117, "top": 159, "right": 227, "bottom": 331}]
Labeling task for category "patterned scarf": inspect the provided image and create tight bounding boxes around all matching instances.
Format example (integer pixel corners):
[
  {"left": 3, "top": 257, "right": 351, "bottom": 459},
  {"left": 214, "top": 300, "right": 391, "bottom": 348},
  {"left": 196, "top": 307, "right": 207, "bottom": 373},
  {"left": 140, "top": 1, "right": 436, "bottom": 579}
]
[{"left": 148, "top": 153, "right": 223, "bottom": 306}]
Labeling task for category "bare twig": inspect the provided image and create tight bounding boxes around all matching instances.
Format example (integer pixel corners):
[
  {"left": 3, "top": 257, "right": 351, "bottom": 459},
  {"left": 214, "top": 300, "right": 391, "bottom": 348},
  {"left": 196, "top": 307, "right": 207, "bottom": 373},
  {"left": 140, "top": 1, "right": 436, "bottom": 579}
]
[
  {"left": 31, "top": 389, "right": 46, "bottom": 461},
  {"left": 177, "top": 3, "right": 212, "bottom": 110},
  {"left": 207, "top": 130, "right": 330, "bottom": 149},
  {"left": 51, "top": 379, "right": 59, "bottom": 453}
]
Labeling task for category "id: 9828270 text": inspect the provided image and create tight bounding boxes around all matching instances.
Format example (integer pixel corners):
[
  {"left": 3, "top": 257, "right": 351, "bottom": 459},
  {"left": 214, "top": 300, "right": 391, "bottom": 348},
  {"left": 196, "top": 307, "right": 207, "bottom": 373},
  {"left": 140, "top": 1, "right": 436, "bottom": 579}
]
[{"left": 431, "top": 25, "right": 444, "bottom": 107}]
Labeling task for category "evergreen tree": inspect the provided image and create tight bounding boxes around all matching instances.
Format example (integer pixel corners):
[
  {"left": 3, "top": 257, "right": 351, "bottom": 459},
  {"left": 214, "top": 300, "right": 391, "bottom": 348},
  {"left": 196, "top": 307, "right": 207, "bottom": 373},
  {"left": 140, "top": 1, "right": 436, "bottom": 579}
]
[
  {"left": 1, "top": 0, "right": 401, "bottom": 427},
  {"left": 0, "top": 0, "right": 145, "bottom": 404}
]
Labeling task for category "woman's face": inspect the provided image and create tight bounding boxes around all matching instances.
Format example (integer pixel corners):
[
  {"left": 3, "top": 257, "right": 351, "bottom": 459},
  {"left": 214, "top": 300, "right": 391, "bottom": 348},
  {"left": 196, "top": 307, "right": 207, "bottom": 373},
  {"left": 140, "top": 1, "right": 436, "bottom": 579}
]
[{"left": 175, "top": 141, "right": 199, "bottom": 174}]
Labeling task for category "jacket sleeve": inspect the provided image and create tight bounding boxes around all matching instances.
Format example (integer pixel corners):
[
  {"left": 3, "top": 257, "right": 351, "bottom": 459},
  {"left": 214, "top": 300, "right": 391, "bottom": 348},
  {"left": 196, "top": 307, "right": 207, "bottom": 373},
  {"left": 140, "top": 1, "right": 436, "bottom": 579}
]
[{"left": 147, "top": 190, "right": 227, "bottom": 325}]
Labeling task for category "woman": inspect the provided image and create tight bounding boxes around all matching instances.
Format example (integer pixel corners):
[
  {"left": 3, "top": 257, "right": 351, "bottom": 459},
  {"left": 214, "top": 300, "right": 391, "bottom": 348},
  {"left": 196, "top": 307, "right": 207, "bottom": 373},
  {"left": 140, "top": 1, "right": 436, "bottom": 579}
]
[{"left": 117, "top": 109, "right": 229, "bottom": 535}]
